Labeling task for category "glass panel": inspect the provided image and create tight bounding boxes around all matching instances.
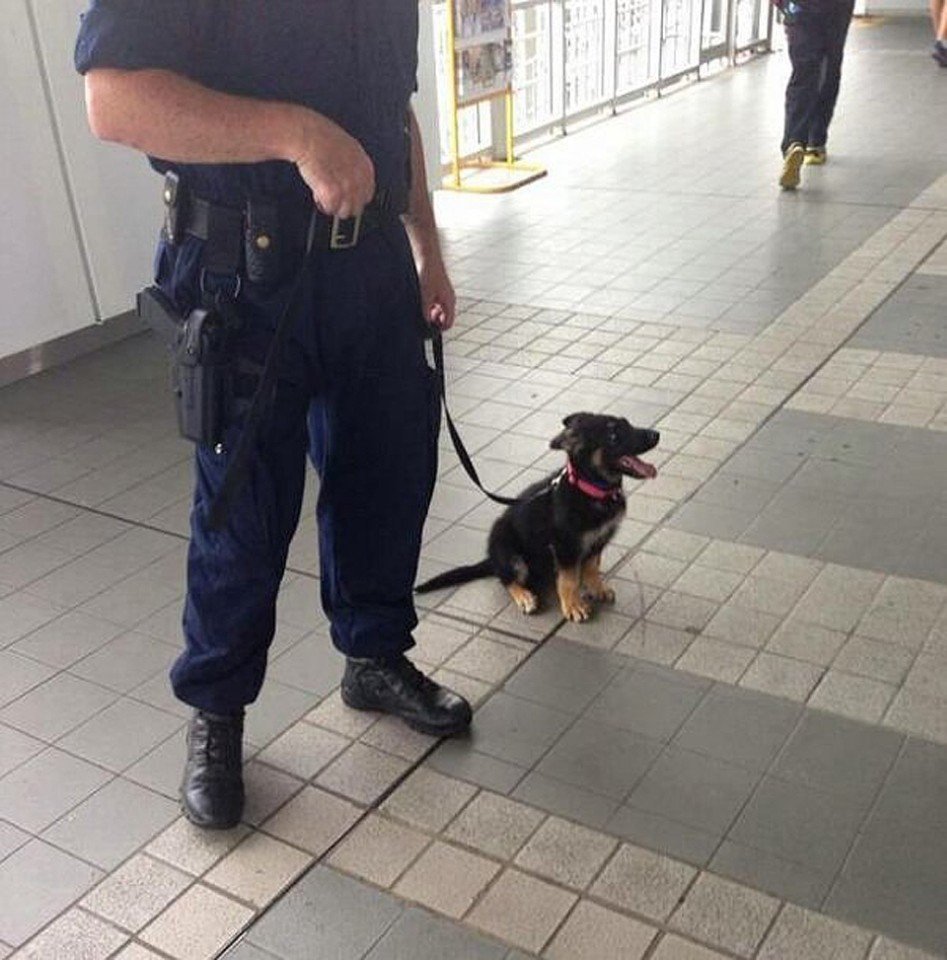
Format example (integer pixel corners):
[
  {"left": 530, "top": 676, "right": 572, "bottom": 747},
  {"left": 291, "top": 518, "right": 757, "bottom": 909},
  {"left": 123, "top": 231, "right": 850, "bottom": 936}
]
[
  {"left": 563, "top": 0, "right": 607, "bottom": 114},
  {"left": 616, "top": 0, "right": 656, "bottom": 94},
  {"left": 512, "top": 1, "right": 557, "bottom": 134}
]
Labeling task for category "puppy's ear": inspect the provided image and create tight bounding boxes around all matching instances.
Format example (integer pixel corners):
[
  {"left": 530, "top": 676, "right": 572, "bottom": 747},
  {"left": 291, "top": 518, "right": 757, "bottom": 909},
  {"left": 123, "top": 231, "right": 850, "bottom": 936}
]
[{"left": 551, "top": 413, "right": 589, "bottom": 453}]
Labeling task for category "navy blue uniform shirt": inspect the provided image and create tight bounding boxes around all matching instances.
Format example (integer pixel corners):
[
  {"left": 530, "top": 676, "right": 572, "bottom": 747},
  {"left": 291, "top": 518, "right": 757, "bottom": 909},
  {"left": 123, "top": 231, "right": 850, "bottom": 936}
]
[{"left": 75, "top": 0, "right": 419, "bottom": 206}]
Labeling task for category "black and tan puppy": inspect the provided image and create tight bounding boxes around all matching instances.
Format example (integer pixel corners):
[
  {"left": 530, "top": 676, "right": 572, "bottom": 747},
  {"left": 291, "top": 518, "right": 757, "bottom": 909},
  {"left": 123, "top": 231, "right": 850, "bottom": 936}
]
[{"left": 416, "top": 413, "right": 660, "bottom": 622}]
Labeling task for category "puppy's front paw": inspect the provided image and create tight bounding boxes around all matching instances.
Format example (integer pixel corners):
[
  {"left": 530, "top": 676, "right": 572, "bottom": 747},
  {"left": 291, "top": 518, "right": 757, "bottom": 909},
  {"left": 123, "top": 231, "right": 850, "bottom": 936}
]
[
  {"left": 562, "top": 597, "right": 592, "bottom": 622},
  {"left": 588, "top": 583, "right": 616, "bottom": 604}
]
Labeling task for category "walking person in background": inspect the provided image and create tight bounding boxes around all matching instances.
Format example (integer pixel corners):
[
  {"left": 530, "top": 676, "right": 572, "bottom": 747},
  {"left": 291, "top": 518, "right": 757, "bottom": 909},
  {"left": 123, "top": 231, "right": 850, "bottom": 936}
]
[
  {"left": 777, "top": 0, "right": 856, "bottom": 190},
  {"left": 931, "top": 0, "right": 947, "bottom": 65}
]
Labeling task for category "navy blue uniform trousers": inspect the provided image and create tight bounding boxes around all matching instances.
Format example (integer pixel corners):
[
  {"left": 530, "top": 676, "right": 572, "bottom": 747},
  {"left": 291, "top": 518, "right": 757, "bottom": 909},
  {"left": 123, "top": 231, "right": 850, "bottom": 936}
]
[
  {"left": 157, "top": 220, "right": 440, "bottom": 714},
  {"left": 781, "top": 0, "right": 854, "bottom": 154}
]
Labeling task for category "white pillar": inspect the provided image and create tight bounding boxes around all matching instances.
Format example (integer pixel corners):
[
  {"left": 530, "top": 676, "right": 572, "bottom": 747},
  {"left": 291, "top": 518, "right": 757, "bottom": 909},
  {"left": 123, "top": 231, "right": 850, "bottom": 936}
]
[{"left": 414, "top": 0, "right": 444, "bottom": 191}]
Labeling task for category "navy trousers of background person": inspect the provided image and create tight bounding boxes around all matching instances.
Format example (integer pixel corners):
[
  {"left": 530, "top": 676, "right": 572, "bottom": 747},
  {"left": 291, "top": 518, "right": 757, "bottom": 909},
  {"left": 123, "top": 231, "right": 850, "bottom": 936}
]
[
  {"left": 781, "top": 0, "right": 855, "bottom": 153},
  {"left": 157, "top": 220, "right": 440, "bottom": 714}
]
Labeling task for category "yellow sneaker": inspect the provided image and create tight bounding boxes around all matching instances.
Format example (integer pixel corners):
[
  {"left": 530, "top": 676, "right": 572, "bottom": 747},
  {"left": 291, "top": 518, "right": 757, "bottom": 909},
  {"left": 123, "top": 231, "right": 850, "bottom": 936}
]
[
  {"left": 779, "top": 142, "right": 805, "bottom": 190},
  {"left": 804, "top": 146, "right": 827, "bottom": 166}
]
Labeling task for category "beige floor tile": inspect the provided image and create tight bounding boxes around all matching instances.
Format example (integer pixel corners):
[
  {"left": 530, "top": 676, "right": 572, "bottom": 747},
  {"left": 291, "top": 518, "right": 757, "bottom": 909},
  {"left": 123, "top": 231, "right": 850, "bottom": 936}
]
[
  {"left": 82, "top": 854, "right": 191, "bottom": 932},
  {"left": 833, "top": 636, "right": 914, "bottom": 685},
  {"left": 767, "top": 619, "right": 848, "bottom": 667},
  {"left": 514, "top": 816, "right": 617, "bottom": 889},
  {"left": 696, "top": 542, "right": 764, "bottom": 576},
  {"left": 241, "top": 762, "right": 304, "bottom": 827},
  {"left": 15, "top": 908, "right": 126, "bottom": 960},
  {"left": 431, "top": 668, "right": 494, "bottom": 709},
  {"left": 614, "top": 621, "right": 695, "bottom": 665},
  {"left": 702, "top": 603, "right": 780, "bottom": 649},
  {"left": 544, "top": 900, "right": 657, "bottom": 960},
  {"left": 444, "top": 791, "right": 545, "bottom": 860},
  {"left": 670, "top": 873, "right": 780, "bottom": 958},
  {"left": 146, "top": 818, "right": 250, "bottom": 876},
  {"left": 740, "top": 653, "right": 823, "bottom": 702},
  {"left": 758, "top": 904, "right": 873, "bottom": 960},
  {"left": 381, "top": 768, "right": 477, "bottom": 833},
  {"left": 647, "top": 592, "right": 718, "bottom": 633},
  {"left": 315, "top": 742, "right": 411, "bottom": 805},
  {"left": 328, "top": 814, "right": 429, "bottom": 888},
  {"left": 256, "top": 722, "right": 349, "bottom": 780},
  {"left": 111, "top": 945, "right": 165, "bottom": 960},
  {"left": 672, "top": 565, "right": 744, "bottom": 604},
  {"left": 141, "top": 884, "right": 252, "bottom": 960},
  {"left": 808, "top": 671, "right": 895, "bottom": 724},
  {"left": 262, "top": 786, "right": 361, "bottom": 855},
  {"left": 444, "top": 635, "right": 528, "bottom": 684},
  {"left": 305, "top": 691, "right": 378, "bottom": 738},
  {"left": 591, "top": 844, "right": 696, "bottom": 922},
  {"left": 394, "top": 840, "right": 500, "bottom": 918},
  {"left": 359, "top": 716, "right": 437, "bottom": 762},
  {"left": 884, "top": 688, "right": 947, "bottom": 744},
  {"left": 649, "top": 933, "right": 738, "bottom": 959},
  {"left": 468, "top": 868, "right": 577, "bottom": 954},
  {"left": 205, "top": 832, "right": 311, "bottom": 907},
  {"left": 644, "top": 529, "right": 709, "bottom": 563},
  {"left": 413, "top": 616, "right": 478, "bottom": 667},
  {"left": 869, "top": 937, "right": 943, "bottom": 960},
  {"left": 619, "top": 551, "right": 687, "bottom": 589},
  {"left": 676, "top": 637, "right": 755, "bottom": 683},
  {"left": 731, "top": 576, "right": 807, "bottom": 617}
]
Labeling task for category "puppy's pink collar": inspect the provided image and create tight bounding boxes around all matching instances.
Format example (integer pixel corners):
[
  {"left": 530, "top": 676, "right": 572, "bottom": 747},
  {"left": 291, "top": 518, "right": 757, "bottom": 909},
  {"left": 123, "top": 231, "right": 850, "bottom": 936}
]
[{"left": 564, "top": 460, "right": 623, "bottom": 502}]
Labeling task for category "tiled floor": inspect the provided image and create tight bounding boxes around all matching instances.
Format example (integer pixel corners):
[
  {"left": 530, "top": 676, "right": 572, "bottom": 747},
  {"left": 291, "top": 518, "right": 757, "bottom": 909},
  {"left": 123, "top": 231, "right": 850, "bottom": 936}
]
[{"left": 2, "top": 16, "right": 947, "bottom": 960}]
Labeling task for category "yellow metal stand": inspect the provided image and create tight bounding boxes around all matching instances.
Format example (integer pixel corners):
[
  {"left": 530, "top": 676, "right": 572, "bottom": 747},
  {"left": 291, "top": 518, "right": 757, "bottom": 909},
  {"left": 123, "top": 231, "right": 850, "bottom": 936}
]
[{"left": 443, "top": 1, "right": 546, "bottom": 194}]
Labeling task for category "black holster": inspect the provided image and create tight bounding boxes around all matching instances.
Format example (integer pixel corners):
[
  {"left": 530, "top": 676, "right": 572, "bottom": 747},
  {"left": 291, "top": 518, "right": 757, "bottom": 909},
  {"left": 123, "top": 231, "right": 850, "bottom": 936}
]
[{"left": 137, "top": 286, "right": 237, "bottom": 447}]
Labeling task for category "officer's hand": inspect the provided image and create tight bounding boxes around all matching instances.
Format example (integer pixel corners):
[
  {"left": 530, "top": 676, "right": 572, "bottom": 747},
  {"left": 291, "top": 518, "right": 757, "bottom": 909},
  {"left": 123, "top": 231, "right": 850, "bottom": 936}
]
[
  {"left": 294, "top": 112, "right": 375, "bottom": 219},
  {"left": 417, "top": 254, "right": 456, "bottom": 332}
]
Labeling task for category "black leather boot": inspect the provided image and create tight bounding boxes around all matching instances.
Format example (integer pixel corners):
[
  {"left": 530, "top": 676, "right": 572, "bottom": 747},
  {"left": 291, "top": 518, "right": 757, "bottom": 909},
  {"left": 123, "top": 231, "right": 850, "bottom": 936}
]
[
  {"left": 341, "top": 655, "right": 472, "bottom": 737},
  {"left": 181, "top": 710, "right": 245, "bottom": 830}
]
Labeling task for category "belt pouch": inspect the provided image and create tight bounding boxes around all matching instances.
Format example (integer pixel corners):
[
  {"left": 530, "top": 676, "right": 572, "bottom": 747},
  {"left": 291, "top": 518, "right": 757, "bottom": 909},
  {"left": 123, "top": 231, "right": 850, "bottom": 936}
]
[{"left": 244, "top": 200, "right": 281, "bottom": 285}]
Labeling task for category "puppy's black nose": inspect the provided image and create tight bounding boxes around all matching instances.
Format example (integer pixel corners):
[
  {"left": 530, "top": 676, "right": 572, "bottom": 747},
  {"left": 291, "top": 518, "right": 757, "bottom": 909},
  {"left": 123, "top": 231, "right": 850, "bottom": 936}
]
[{"left": 648, "top": 430, "right": 661, "bottom": 446}]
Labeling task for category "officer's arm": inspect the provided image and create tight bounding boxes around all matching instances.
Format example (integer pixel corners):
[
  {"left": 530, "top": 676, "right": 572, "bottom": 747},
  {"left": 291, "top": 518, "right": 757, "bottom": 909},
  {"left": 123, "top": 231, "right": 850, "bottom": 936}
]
[
  {"left": 403, "top": 109, "right": 455, "bottom": 331},
  {"left": 84, "top": 68, "right": 374, "bottom": 218}
]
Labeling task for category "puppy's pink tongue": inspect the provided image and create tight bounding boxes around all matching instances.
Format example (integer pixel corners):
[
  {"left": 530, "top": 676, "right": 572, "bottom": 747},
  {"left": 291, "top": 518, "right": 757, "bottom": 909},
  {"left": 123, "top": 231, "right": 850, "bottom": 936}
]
[{"left": 620, "top": 455, "right": 658, "bottom": 479}]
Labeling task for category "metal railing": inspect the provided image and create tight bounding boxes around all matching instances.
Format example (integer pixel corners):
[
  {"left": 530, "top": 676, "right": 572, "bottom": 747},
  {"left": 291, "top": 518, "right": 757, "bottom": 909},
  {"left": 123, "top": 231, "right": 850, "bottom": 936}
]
[{"left": 433, "top": 0, "right": 772, "bottom": 164}]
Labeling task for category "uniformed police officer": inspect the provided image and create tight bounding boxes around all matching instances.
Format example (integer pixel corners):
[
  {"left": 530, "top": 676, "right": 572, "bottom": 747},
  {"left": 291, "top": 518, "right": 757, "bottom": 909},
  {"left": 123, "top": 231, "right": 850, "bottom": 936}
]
[
  {"left": 778, "top": 0, "right": 856, "bottom": 190},
  {"left": 75, "top": 0, "right": 472, "bottom": 830}
]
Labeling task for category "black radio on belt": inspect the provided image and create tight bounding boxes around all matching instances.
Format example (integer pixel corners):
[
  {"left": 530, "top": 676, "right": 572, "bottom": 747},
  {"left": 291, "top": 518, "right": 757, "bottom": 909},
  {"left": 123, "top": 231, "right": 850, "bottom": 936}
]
[{"left": 137, "top": 287, "right": 234, "bottom": 447}]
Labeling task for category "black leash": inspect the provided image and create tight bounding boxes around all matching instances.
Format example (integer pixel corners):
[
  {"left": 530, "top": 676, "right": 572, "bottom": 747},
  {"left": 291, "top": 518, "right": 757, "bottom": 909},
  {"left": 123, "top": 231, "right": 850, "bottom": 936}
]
[
  {"left": 431, "top": 330, "right": 536, "bottom": 508},
  {"left": 207, "top": 211, "right": 318, "bottom": 531}
]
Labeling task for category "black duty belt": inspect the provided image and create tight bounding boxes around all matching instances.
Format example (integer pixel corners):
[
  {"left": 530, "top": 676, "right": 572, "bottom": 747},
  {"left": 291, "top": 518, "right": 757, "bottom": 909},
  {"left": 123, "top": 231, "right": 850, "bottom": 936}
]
[{"left": 162, "top": 171, "right": 406, "bottom": 277}]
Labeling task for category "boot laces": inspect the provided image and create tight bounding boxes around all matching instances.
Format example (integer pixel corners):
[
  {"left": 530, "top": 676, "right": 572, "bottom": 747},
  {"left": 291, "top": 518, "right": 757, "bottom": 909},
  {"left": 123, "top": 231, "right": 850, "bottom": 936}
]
[{"left": 194, "top": 715, "right": 242, "bottom": 770}]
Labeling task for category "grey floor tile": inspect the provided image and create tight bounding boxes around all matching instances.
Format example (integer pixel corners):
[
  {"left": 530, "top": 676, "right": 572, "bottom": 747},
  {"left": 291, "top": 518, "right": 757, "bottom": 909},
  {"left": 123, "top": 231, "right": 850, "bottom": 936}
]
[
  {"left": 502, "top": 639, "right": 622, "bottom": 713},
  {"left": 730, "top": 776, "right": 866, "bottom": 877},
  {"left": 9, "top": 610, "right": 124, "bottom": 669},
  {"left": 366, "top": 907, "right": 507, "bottom": 960},
  {"left": 268, "top": 633, "right": 344, "bottom": 698},
  {"left": 248, "top": 866, "right": 402, "bottom": 960},
  {"left": 826, "top": 817, "right": 947, "bottom": 955},
  {"left": 42, "top": 777, "right": 179, "bottom": 870},
  {"left": 0, "top": 724, "right": 45, "bottom": 779},
  {"left": 710, "top": 839, "right": 834, "bottom": 910},
  {"left": 58, "top": 697, "right": 183, "bottom": 773},
  {"left": 512, "top": 771, "right": 620, "bottom": 830},
  {"left": 673, "top": 685, "right": 802, "bottom": 771},
  {"left": 69, "top": 631, "right": 177, "bottom": 693},
  {"left": 584, "top": 666, "right": 707, "bottom": 742},
  {"left": 0, "top": 652, "right": 56, "bottom": 709},
  {"left": 771, "top": 711, "right": 903, "bottom": 813},
  {"left": 244, "top": 680, "right": 321, "bottom": 749},
  {"left": 0, "top": 672, "right": 117, "bottom": 742},
  {"left": 536, "top": 717, "right": 662, "bottom": 799},
  {"left": 220, "top": 942, "right": 275, "bottom": 960},
  {"left": 0, "top": 821, "right": 29, "bottom": 862},
  {"left": 468, "top": 693, "right": 575, "bottom": 767},
  {"left": 626, "top": 745, "right": 760, "bottom": 835},
  {"left": 124, "top": 728, "right": 187, "bottom": 799},
  {"left": 0, "top": 838, "right": 103, "bottom": 946},
  {"left": 426, "top": 740, "right": 528, "bottom": 795},
  {"left": 0, "top": 747, "right": 112, "bottom": 832},
  {"left": 869, "top": 738, "right": 947, "bottom": 831},
  {"left": 605, "top": 804, "right": 720, "bottom": 867}
]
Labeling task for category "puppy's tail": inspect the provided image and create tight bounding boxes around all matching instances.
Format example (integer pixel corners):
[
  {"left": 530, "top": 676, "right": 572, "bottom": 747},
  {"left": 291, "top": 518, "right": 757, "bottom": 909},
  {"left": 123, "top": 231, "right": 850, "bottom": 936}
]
[{"left": 415, "top": 559, "right": 493, "bottom": 594}]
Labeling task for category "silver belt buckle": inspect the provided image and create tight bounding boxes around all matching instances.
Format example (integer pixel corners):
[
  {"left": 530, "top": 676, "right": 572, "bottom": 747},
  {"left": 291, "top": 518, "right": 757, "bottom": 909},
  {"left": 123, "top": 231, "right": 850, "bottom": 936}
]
[{"left": 329, "top": 213, "right": 362, "bottom": 250}]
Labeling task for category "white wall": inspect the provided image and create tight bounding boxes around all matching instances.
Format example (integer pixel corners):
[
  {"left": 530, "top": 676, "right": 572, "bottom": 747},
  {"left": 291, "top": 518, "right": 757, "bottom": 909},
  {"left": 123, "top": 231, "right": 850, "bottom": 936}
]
[{"left": 0, "top": 0, "right": 96, "bottom": 358}]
